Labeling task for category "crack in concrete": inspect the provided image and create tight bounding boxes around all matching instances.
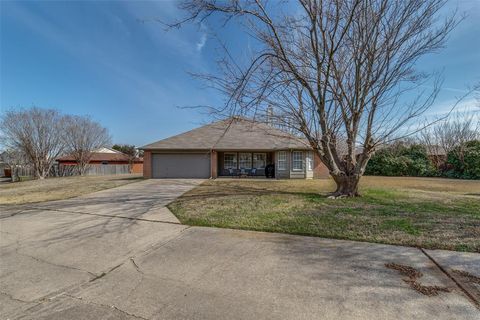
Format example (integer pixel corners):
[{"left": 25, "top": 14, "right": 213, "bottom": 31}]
[
  {"left": 88, "top": 262, "right": 124, "bottom": 283},
  {"left": 419, "top": 248, "right": 480, "bottom": 310},
  {"left": 0, "top": 290, "right": 31, "bottom": 303},
  {"left": 139, "top": 226, "right": 192, "bottom": 258},
  {"left": 130, "top": 257, "right": 144, "bottom": 274},
  {"left": 1, "top": 203, "right": 183, "bottom": 226},
  {"left": 63, "top": 293, "right": 150, "bottom": 320},
  {"left": 116, "top": 226, "right": 193, "bottom": 268},
  {"left": 86, "top": 228, "right": 192, "bottom": 284},
  {"left": 0, "top": 188, "right": 195, "bottom": 319},
  {"left": 0, "top": 209, "right": 28, "bottom": 219},
  {"left": 124, "top": 258, "right": 146, "bottom": 302},
  {"left": 14, "top": 249, "right": 97, "bottom": 279}
]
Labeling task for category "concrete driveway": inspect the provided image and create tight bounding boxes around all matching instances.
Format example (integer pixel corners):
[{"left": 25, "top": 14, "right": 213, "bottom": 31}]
[{"left": 1, "top": 180, "right": 479, "bottom": 319}]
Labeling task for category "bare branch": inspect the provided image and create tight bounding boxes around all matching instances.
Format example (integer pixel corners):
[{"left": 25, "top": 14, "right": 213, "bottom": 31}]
[
  {"left": 63, "top": 115, "right": 112, "bottom": 175},
  {"left": 175, "top": 0, "right": 459, "bottom": 196}
]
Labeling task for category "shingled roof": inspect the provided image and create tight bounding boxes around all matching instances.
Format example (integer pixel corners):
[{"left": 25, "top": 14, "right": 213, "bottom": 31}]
[
  {"left": 141, "top": 118, "right": 311, "bottom": 151},
  {"left": 57, "top": 152, "right": 143, "bottom": 163}
]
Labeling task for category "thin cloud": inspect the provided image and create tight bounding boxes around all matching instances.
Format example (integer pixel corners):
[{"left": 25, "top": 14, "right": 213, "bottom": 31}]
[
  {"left": 441, "top": 87, "right": 471, "bottom": 94},
  {"left": 420, "top": 85, "right": 471, "bottom": 94},
  {"left": 196, "top": 33, "right": 207, "bottom": 51},
  {"left": 426, "top": 97, "right": 478, "bottom": 116},
  {"left": 195, "top": 23, "right": 208, "bottom": 52}
]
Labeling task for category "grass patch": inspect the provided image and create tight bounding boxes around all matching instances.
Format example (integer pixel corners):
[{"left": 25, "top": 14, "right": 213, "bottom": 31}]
[
  {"left": 168, "top": 176, "right": 480, "bottom": 252},
  {"left": 0, "top": 174, "right": 143, "bottom": 205},
  {"left": 381, "top": 219, "right": 420, "bottom": 235}
]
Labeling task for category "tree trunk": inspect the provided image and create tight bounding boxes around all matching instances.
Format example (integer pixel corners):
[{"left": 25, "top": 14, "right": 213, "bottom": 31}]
[
  {"left": 330, "top": 173, "right": 361, "bottom": 197},
  {"left": 11, "top": 166, "right": 19, "bottom": 183}
]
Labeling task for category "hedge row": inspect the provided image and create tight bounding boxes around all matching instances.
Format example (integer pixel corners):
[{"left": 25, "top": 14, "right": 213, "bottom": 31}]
[{"left": 365, "top": 140, "right": 480, "bottom": 179}]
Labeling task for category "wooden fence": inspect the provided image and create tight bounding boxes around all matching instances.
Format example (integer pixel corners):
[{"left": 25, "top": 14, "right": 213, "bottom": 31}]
[
  {"left": 84, "top": 164, "right": 131, "bottom": 176},
  {"left": 7, "top": 164, "right": 132, "bottom": 179},
  {"left": 56, "top": 164, "right": 131, "bottom": 176},
  {"left": 14, "top": 166, "right": 35, "bottom": 178}
]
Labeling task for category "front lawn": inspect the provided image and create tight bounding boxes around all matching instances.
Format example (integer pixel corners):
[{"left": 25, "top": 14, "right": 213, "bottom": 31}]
[
  {"left": 168, "top": 176, "right": 480, "bottom": 252},
  {"left": 0, "top": 174, "right": 143, "bottom": 205}
]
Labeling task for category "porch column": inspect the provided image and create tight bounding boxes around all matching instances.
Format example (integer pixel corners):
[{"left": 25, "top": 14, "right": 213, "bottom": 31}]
[
  {"left": 143, "top": 151, "right": 152, "bottom": 179},
  {"left": 211, "top": 150, "right": 218, "bottom": 179}
]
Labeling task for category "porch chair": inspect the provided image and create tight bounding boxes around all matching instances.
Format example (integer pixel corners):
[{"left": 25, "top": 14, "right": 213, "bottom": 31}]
[{"left": 239, "top": 168, "right": 247, "bottom": 178}]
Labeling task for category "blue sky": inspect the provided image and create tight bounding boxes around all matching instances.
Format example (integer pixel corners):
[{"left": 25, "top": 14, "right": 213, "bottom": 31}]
[{"left": 1, "top": 0, "right": 479, "bottom": 146}]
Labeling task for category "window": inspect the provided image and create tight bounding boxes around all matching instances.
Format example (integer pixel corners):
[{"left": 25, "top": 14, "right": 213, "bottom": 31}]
[
  {"left": 253, "top": 153, "right": 266, "bottom": 169},
  {"left": 292, "top": 151, "right": 303, "bottom": 171},
  {"left": 224, "top": 153, "right": 237, "bottom": 169},
  {"left": 307, "top": 152, "right": 313, "bottom": 171},
  {"left": 277, "top": 151, "right": 287, "bottom": 170},
  {"left": 238, "top": 153, "right": 252, "bottom": 169}
]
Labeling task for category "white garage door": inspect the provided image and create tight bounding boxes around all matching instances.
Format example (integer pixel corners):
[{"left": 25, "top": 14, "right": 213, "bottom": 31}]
[{"left": 151, "top": 153, "right": 211, "bottom": 178}]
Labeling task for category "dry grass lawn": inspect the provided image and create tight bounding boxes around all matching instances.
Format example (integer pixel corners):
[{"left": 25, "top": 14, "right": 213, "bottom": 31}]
[
  {"left": 0, "top": 174, "right": 143, "bottom": 205},
  {"left": 169, "top": 176, "right": 480, "bottom": 252}
]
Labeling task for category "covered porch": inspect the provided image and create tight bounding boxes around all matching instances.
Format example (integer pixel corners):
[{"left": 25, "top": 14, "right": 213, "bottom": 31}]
[{"left": 216, "top": 151, "right": 275, "bottom": 178}]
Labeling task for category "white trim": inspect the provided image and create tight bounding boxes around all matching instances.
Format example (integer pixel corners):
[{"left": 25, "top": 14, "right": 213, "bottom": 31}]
[
  {"left": 224, "top": 152, "right": 237, "bottom": 169},
  {"left": 238, "top": 152, "right": 252, "bottom": 169},
  {"left": 253, "top": 153, "right": 266, "bottom": 169},
  {"left": 277, "top": 151, "right": 287, "bottom": 170},
  {"left": 307, "top": 151, "right": 313, "bottom": 171},
  {"left": 292, "top": 151, "right": 303, "bottom": 171}
]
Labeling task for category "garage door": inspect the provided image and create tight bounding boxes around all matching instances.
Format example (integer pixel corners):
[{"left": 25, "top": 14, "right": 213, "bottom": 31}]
[{"left": 151, "top": 153, "right": 211, "bottom": 178}]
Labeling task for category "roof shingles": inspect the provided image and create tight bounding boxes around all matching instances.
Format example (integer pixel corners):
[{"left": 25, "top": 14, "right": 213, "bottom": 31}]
[
  {"left": 57, "top": 153, "right": 142, "bottom": 162},
  {"left": 141, "top": 118, "right": 311, "bottom": 151}
]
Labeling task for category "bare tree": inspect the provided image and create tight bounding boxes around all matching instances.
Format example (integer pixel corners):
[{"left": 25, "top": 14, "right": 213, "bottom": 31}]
[
  {"left": 172, "top": 0, "right": 459, "bottom": 196},
  {"left": 0, "top": 107, "right": 67, "bottom": 179},
  {"left": 419, "top": 129, "right": 444, "bottom": 169},
  {"left": 436, "top": 113, "right": 479, "bottom": 153},
  {"left": 421, "top": 111, "right": 480, "bottom": 170},
  {"left": 63, "top": 115, "right": 111, "bottom": 175}
]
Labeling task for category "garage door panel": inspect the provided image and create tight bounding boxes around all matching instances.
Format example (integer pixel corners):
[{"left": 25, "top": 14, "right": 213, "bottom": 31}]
[{"left": 152, "top": 153, "right": 210, "bottom": 178}]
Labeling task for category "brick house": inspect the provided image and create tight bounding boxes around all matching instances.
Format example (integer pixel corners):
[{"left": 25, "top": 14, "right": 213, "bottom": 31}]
[
  {"left": 141, "top": 118, "right": 329, "bottom": 179},
  {"left": 56, "top": 147, "right": 143, "bottom": 174}
]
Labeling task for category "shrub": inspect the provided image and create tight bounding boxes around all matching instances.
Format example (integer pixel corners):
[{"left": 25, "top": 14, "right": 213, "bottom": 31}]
[
  {"left": 446, "top": 140, "right": 480, "bottom": 179},
  {"left": 366, "top": 143, "right": 435, "bottom": 177}
]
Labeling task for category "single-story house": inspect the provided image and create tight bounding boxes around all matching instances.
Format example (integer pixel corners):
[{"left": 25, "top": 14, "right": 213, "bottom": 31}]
[
  {"left": 56, "top": 147, "right": 143, "bottom": 173},
  {"left": 426, "top": 145, "right": 447, "bottom": 168},
  {"left": 0, "top": 161, "right": 8, "bottom": 178},
  {"left": 140, "top": 117, "right": 329, "bottom": 179}
]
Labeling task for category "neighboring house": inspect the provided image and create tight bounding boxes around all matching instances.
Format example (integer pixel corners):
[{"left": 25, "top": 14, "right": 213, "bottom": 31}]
[
  {"left": 0, "top": 161, "right": 7, "bottom": 177},
  {"left": 140, "top": 117, "right": 330, "bottom": 179},
  {"left": 0, "top": 152, "right": 7, "bottom": 177},
  {"left": 56, "top": 147, "right": 143, "bottom": 173},
  {"left": 426, "top": 145, "right": 447, "bottom": 167}
]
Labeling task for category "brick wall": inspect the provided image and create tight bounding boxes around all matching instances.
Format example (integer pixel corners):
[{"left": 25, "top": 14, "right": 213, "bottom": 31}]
[
  {"left": 211, "top": 150, "right": 218, "bottom": 178},
  {"left": 313, "top": 153, "right": 330, "bottom": 179},
  {"left": 131, "top": 163, "right": 143, "bottom": 174},
  {"left": 143, "top": 151, "right": 151, "bottom": 178}
]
